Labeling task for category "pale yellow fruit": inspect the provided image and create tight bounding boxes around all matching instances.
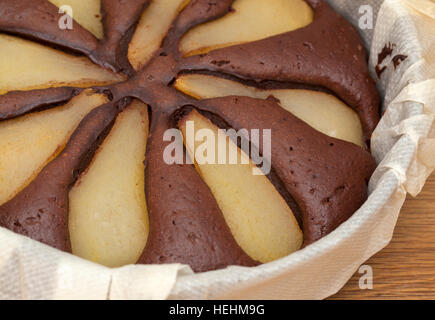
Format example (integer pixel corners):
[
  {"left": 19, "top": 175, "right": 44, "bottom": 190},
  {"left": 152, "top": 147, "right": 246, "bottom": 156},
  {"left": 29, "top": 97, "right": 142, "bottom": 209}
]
[
  {"left": 179, "top": 110, "right": 302, "bottom": 263},
  {"left": 69, "top": 101, "right": 149, "bottom": 268},
  {"left": 175, "top": 74, "right": 364, "bottom": 147},
  {"left": 180, "top": 0, "right": 313, "bottom": 56},
  {"left": 128, "top": 0, "right": 188, "bottom": 70},
  {"left": 0, "top": 90, "right": 108, "bottom": 205},
  {"left": 48, "top": 0, "right": 104, "bottom": 39},
  {"left": 0, "top": 34, "right": 124, "bottom": 95}
]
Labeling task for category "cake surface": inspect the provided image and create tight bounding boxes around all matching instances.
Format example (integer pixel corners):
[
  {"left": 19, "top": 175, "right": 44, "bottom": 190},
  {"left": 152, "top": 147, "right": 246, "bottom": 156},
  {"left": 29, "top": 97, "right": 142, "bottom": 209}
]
[{"left": 0, "top": 0, "right": 379, "bottom": 272}]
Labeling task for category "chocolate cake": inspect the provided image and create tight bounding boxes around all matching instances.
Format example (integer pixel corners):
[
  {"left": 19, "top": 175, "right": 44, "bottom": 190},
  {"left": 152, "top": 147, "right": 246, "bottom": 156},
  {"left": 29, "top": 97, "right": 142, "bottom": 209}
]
[{"left": 0, "top": 0, "right": 379, "bottom": 272}]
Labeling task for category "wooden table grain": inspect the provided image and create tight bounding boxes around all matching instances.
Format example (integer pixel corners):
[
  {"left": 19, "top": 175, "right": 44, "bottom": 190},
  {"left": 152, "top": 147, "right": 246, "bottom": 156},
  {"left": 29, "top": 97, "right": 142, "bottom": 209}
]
[{"left": 331, "top": 172, "right": 435, "bottom": 299}]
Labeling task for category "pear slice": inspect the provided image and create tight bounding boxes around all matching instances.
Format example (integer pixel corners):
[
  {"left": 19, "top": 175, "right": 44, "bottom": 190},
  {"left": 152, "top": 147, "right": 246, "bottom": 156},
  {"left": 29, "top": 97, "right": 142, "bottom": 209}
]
[
  {"left": 0, "top": 34, "right": 124, "bottom": 95},
  {"left": 175, "top": 74, "right": 364, "bottom": 147},
  {"left": 48, "top": 0, "right": 104, "bottom": 39},
  {"left": 179, "top": 0, "right": 313, "bottom": 56},
  {"left": 179, "top": 110, "right": 302, "bottom": 263},
  {"left": 69, "top": 101, "right": 149, "bottom": 268},
  {"left": 128, "top": 0, "right": 188, "bottom": 70},
  {"left": 0, "top": 90, "right": 108, "bottom": 206}
]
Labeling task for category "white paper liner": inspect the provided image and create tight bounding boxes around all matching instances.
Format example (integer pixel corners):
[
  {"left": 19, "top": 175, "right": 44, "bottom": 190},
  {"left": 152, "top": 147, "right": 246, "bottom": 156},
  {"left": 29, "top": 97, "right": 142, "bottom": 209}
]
[{"left": 1, "top": 0, "right": 434, "bottom": 300}]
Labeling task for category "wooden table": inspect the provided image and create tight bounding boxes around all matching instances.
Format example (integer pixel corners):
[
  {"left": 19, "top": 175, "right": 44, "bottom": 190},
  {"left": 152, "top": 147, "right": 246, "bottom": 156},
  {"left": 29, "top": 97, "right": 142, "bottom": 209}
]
[{"left": 331, "top": 172, "right": 435, "bottom": 299}]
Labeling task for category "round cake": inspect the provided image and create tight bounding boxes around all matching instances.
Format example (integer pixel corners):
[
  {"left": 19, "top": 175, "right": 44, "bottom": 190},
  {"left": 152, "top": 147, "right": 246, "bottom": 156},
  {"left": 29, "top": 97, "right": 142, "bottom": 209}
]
[{"left": 0, "top": 0, "right": 379, "bottom": 272}]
